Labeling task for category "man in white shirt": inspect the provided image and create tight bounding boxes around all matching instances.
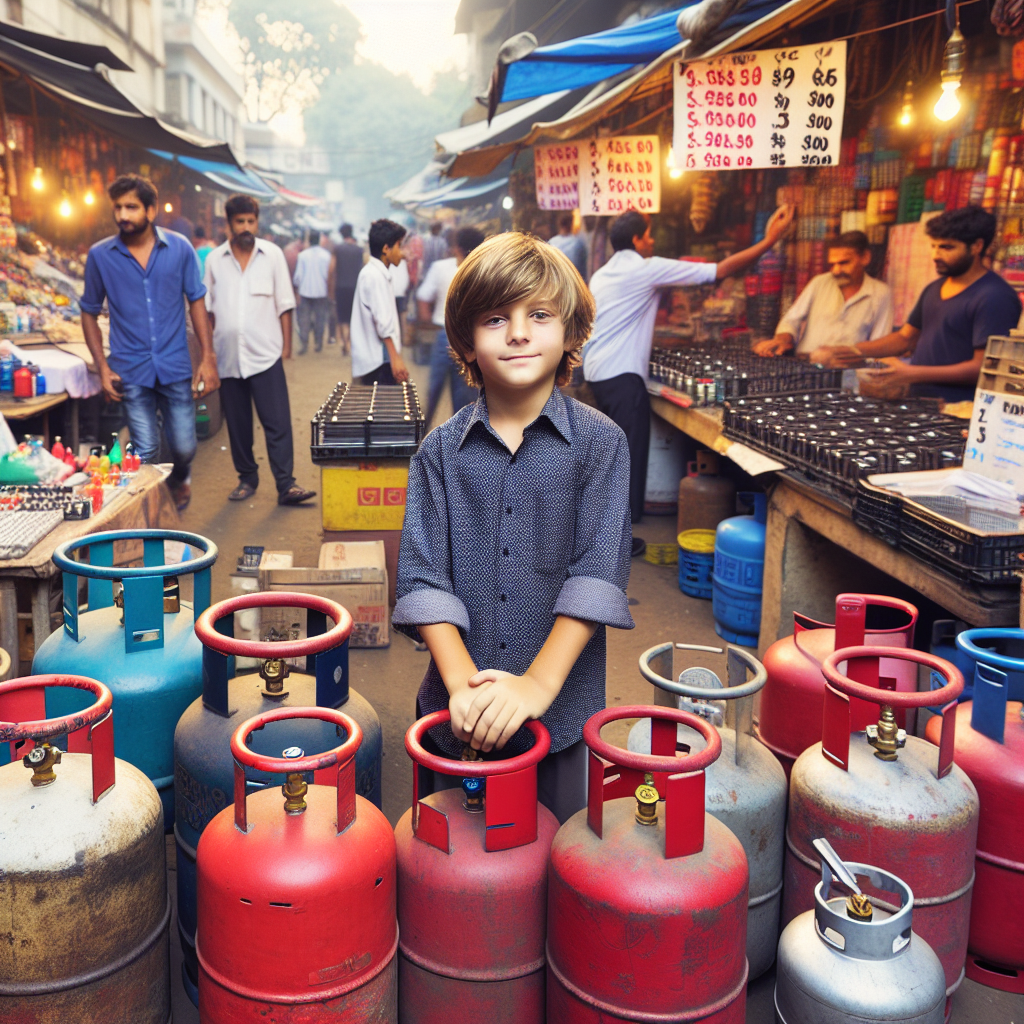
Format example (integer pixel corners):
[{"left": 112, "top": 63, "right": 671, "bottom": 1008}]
[
  {"left": 204, "top": 194, "right": 315, "bottom": 505},
  {"left": 417, "top": 225, "right": 484, "bottom": 425},
  {"left": 293, "top": 229, "right": 332, "bottom": 355},
  {"left": 585, "top": 205, "right": 793, "bottom": 553},
  {"left": 351, "top": 219, "right": 409, "bottom": 385},
  {"left": 753, "top": 231, "right": 893, "bottom": 358}
]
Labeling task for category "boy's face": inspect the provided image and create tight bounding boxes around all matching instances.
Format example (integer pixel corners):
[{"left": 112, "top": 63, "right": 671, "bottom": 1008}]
[{"left": 468, "top": 293, "right": 567, "bottom": 392}]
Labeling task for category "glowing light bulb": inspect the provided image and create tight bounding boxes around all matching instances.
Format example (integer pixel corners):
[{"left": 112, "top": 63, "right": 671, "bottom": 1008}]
[
  {"left": 934, "top": 81, "right": 961, "bottom": 122},
  {"left": 30, "top": 168, "right": 43, "bottom": 191},
  {"left": 58, "top": 199, "right": 72, "bottom": 218},
  {"left": 501, "top": 195, "right": 514, "bottom": 210},
  {"left": 83, "top": 191, "right": 95, "bottom": 206},
  {"left": 164, "top": 202, "right": 173, "bottom": 213},
  {"left": 667, "top": 145, "right": 684, "bottom": 179}
]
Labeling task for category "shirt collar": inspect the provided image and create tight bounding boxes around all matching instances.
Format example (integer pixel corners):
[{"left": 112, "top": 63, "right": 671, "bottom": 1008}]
[
  {"left": 109, "top": 225, "right": 169, "bottom": 257},
  {"left": 458, "top": 387, "right": 573, "bottom": 450}
]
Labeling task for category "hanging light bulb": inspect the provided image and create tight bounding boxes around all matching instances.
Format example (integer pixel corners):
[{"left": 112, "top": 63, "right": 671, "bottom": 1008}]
[
  {"left": 667, "top": 145, "right": 684, "bottom": 180},
  {"left": 501, "top": 195, "right": 514, "bottom": 210},
  {"left": 934, "top": 25, "right": 966, "bottom": 122},
  {"left": 31, "top": 167, "right": 43, "bottom": 191},
  {"left": 898, "top": 80, "right": 914, "bottom": 127},
  {"left": 83, "top": 190, "right": 95, "bottom": 206},
  {"left": 164, "top": 202, "right": 173, "bottom": 213},
  {"left": 58, "top": 197, "right": 72, "bottom": 218}
]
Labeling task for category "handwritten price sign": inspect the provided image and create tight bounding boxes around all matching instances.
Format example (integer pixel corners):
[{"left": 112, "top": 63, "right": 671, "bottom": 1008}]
[
  {"left": 534, "top": 144, "right": 580, "bottom": 210},
  {"left": 672, "top": 41, "right": 846, "bottom": 172},
  {"left": 578, "top": 136, "right": 661, "bottom": 216}
]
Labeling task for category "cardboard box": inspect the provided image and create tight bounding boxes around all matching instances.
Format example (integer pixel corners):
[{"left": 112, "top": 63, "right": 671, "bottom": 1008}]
[
  {"left": 321, "top": 530, "right": 400, "bottom": 606},
  {"left": 321, "top": 459, "right": 409, "bottom": 532},
  {"left": 259, "top": 542, "right": 389, "bottom": 649}
]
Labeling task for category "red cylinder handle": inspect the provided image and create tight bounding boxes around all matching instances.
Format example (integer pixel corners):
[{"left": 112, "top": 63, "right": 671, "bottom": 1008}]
[
  {"left": 821, "top": 646, "right": 963, "bottom": 779},
  {"left": 405, "top": 710, "right": 550, "bottom": 776},
  {"left": 833, "top": 593, "right": 918, "bottom": 650},
  {"left": 230, "top": 707, "right": 363, "bottom": 834},
  {"left": 0, "top": 675, "right": 115, "bottom": 803},
  {"left": 0, "top": 674, "right": 111, "bottom": 742},
  {"left": 584, "top": 706, "right": 722, "bottom": 861},
  {"left": 196, "top": 592, "right": 353, "bottom": 659}
]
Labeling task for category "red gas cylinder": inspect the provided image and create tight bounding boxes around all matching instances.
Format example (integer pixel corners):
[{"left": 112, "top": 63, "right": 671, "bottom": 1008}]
[
  {"left": 196, "top": 706, "right": 397, "bottom": 1022},
  {"left": 784, "top": 647, "right": 979, "bottom": 1020},
  {"left": 924, "top": 628, "right": 1024, "bottom": 994},
  {"left": 758, "top": 593, "right": 918, "bottom": 776},
  {"left": 548, "top": 706, "right": 749, "bottom": 1023},
  {"left": 395, "top": 711, "right": 557, "bottom": 1022}
]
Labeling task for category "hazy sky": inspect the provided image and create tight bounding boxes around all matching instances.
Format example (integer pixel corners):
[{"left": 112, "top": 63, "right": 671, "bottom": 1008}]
[{"left": 342, "top": 0, "right": 468, "bottom": 92}]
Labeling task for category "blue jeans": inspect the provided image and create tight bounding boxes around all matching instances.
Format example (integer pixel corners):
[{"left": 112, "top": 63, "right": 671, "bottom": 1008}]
[
  {"left": 426, "top": 328, "right": 477, "bottom": 426},
  {"left": 121, "top": 378, "right": 196, "bottom": 484}
]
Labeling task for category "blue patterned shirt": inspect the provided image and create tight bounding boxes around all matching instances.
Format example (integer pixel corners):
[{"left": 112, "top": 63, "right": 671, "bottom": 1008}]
[{"left": 393, "top": 387, "right": 634, "bottom": 756}]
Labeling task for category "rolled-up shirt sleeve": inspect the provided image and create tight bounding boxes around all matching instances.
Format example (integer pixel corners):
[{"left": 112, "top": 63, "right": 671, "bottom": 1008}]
[
  {"left": 80, "top": 251, "right": 106, "bottom": 316},
  {"left": 393, "top": 432, "right": 471, "bottom": 639},
  {"left": 552, "top": 425, "right": 634, "bottom": 629}
]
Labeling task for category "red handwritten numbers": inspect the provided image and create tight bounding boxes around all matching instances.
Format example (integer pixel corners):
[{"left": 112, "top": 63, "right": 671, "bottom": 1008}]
[
  {"left": 534, "top": 144, "right": 580, "bottom": 211},
  {"left": 672, "top": 41, "right": 846, "bottom": 172}
]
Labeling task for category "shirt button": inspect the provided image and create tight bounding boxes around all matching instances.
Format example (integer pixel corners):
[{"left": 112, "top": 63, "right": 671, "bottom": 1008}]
[
  {"left": 500, "top": 594, "right": 506, "bottom": 601},
  {"left": 503, "top": 548, "right": 509, "bottom": 557},
  {"left": 499, "top": 642, "right": 507, "bottom": 650},
  {"left": 505, "top": 506, "right": 512, "bottom": 514}
]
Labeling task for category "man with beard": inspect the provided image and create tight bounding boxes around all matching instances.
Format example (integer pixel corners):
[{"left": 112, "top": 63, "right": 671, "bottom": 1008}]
[
  {"left": 81, "top": 174, "right": 218, "bottom": 512},
  {"left": 203, "top": 193, "right": 315, "bottom": 505},
  {"left": 811, "top": 206, "right": 1022, "bottom": 402},
  {"left": 753, "top": 231, "right": 892, "bottom": 361}
]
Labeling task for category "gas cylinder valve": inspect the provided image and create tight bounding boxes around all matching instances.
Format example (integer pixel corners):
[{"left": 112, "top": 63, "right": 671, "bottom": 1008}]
[
  {"left": 846, "top": 893, "right": 873, "bottom": 920},
  {"left": 461, "top": 776, "right": 484, "bottom": 812},
  {"left": 260, "top": 658, "right": 290, "bottom": 699},
  {"left": 866, "top": 704, "right": 906, "bottom": 761},
  {"left": 635, "top": 772, "right": 659, "bottom": 826},
  {"left": 23, "top": 742, "right": 61, "bottom": 786}
]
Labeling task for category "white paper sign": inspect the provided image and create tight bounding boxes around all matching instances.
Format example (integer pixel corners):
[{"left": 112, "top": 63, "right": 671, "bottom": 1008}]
[
  {"left": 578, "top": 136, "right": 661, "bottom": 216},
  {"left": 964, "top": 389, "right": 1024, "bottom": 492},
  {"left": 534, "top": 143, "right": 580, "bottom": 210},
  {"left": 673, "top": 41, "right": 846, "bottom": 173}
]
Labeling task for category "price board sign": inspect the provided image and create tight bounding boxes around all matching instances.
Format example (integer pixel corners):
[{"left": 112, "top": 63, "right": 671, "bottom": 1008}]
[
  {"left": 673, "top": 41, "right": 846, "bottom": 172},
  {"left": 534, "top": 143, "right": 580, "bottom": 210},
  {"left": 578, "top": 136, "right": 661, "bottom": 216}
]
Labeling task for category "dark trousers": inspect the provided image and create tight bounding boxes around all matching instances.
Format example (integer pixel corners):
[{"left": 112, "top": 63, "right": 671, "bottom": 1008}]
[
  {"left": 589, "top": 372, "right": 650, "bottom": 524},
  {"left": 360, "top": 362, "right": 397, "bottom": 385},
  {"left": 219, "top": 359, "right": 295, "bottom": 495}
]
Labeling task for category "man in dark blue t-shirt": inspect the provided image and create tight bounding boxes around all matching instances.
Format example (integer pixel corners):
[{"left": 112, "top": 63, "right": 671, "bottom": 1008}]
[{"left": 811, "top": 206, "right": 1021, "bottom": 402}]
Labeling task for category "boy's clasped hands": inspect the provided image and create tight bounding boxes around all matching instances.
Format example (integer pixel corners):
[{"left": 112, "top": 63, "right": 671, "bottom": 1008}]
[{"left": 450, "top": 668, "right": 557, "bottom": 753}]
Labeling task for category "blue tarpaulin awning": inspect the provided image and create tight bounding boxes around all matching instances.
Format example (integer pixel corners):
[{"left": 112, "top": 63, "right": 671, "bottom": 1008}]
[{"left": 148, "top": 151, "right": 279, "bottom": 199}]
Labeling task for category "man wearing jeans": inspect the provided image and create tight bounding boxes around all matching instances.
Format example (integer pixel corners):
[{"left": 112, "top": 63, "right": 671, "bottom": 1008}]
[
  {"left": 81, "top": 174, "right": 218, "bottom": 512},
  {"left": 293, "top": 229, "right": 332, "bottom": 354}
]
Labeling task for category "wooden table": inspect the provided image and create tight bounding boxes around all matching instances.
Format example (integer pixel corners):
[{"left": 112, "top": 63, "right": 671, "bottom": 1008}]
[
  {"left": 650, "top": 396, "right": 1020, "bottom": 652},
  {"left": 1, "top": 391, "right": 79, "bottom": 450},
  {"left": 0, "top": 465, "right": 178, "bottom": 679}
]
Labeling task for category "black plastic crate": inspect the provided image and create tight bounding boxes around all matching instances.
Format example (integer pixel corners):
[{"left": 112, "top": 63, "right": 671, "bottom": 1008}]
[
  {"left": 310, "top": 381, "right": 425, "bottom": 462},
  {"left": 898, "top": 505, "right": 1024, "bottom": 581}
]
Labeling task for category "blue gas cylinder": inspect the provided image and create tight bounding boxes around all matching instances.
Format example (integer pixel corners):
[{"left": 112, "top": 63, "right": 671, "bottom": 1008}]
[
  {"left": 712, "top": 491, "right": 767, "bottom": 647},
  {"left": 930, "top": 620, "right": 980, "bottom": 702},
  {"left": 32, "top": 529, "right": 217, "bottom": 829},
  {"left": 173, "top": 591, "right": 382, "bottom": 1007}
]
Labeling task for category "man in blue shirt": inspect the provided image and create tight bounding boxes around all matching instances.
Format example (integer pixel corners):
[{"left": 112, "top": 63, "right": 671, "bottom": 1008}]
[
  {"left": 814, "top": 205, "right": 1022, "bottom": 403},
  {"left": 81, "top": 175, "right": 219, "bottom": 511}
]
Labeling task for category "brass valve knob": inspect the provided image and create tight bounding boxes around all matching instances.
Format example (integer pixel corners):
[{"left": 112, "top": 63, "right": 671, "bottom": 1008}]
[
  {"left": 635, "top": 772, "right": 660, "bottom": 826},
  {"left": 846, "top": 893, "right": 873, "bottom": 920},
  {"left": 23, "top": 742, "right": 61, "bottom": 787},
  {"left": 260, "top": 658, "right": 291, "bottom": 698},
  {"left": 866, "top": 704, "right": 906, "bottom": 762},
  {"left": 282, "top": 772, "right": 307, "bottom": 814}
]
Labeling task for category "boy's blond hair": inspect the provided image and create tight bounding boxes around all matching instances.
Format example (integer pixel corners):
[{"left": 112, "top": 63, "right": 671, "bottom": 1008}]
[{"left": 444, "top": 231, "right": 595, "bottom": 388}]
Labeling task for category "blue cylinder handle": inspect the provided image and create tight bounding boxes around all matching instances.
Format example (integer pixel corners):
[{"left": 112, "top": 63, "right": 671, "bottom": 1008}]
[
  {"left": 954, "top": 628, "right": 1024, "bottom": 744},
  {"left": 53, "top": 529, "right": 217, "bottom": 651}
]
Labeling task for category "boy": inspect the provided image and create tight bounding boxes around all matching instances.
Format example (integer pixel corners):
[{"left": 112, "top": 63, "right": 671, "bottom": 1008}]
[{"left": 393, "top": 233, "right": 633, "bottom": 823}]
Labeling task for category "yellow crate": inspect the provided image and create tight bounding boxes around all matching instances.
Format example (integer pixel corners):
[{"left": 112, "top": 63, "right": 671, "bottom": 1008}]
[{"left": 321, "top": 460, "right": 409, "bottom": 532}]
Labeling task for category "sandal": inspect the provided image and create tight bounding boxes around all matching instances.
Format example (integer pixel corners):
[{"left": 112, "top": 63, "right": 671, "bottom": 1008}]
[
  {"left": 228, "top": 483, "right": 256, "bottom": 501},
  {"left": 278, "top": 486, "right": 316, "bottom": 506}
]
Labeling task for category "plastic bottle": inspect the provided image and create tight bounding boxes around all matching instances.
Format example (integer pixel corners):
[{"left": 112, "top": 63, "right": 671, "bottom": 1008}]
[
  {"left": 85, "top": 447, "right": 101, "bottom": 474},
  {"left": 108, "top": 432, "right": 122, "bottom": 467},
  {"left": 0, "top": 354, "right": 12, "bottom": 392},
  {"left": 13, "top": 366, "right": 31, "bottom": 397},
  {"left": 63, "top": 448, "right": 77, "bottom": 471},
  {"left": 86, "top": 473, "right": 104, "bottom": 513},
  {"left": 51, "top": 436, "right": 65, "bottom": 461},
  {"left": 108, "top": 463, "right": 121, "bottom": 486},
  {"left": 98, "top": 454, "right": 110, "bottom": 480},
  {"left": 35, "top": 370, "right": 45, "bottom": 396}
]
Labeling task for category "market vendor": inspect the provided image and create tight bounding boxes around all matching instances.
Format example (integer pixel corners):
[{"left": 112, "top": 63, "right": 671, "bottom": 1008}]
[
  {"left": 752, "top": 231, "right": 893, "bottom": 357},
  {"left": 583, "top": 204, "right": 794, "bottom": 553},
  {"left": 811, "top": 207, "right": 1022, "bottom": 403}
]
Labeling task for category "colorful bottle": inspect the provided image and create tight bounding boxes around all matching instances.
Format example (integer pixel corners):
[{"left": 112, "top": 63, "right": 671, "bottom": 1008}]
[
  {"left": 63, "top": 448, "right": 77, "bottom": 471},
  {"left": 108, "top": 432, "right": 122, "bottom": 467},
  {"left": 51, "top": 436, "right": 65, "bottom": 461},
  {"left": 85, "top": 447, "right": 101, "bottom": 474},
  {"left": 98, "top": 454, "right": 110, "bottom": 480},
  {"left": 86, "top": 473, "right": 104, "bottom": 513},
  {"left": 108, "top": 463, "right": 121, "bottom": 486},
  {"left": 12, "top": 366, "right": 31, "bottom": 397},
  {"left": 0, "top": 354, "right": 12, "bottom": 392},
  {"left": 35, "top": 370, "right": 45, "bottom": 396}
]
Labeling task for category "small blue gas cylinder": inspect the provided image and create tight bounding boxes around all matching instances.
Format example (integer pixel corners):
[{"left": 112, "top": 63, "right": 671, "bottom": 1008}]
[
  {"left": 930, "top": 620, "right": 985, "bottom": 703},
  {"left": 173, "top": 591, "right": 383, "bottom": 1007},
  {"left": 32, "top": 529, "right": 217, "bottom": 829},
  {"left": 712, "top": 491, "right": 767, "bottom": 647}
]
